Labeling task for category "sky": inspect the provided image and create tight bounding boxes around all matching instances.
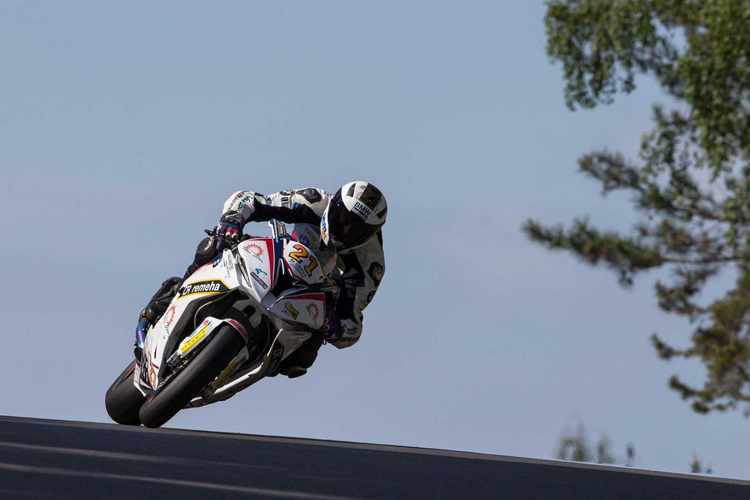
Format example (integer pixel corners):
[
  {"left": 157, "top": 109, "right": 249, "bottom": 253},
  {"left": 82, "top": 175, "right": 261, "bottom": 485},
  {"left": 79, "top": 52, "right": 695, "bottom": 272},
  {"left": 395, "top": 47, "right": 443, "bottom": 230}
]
[{"left": 1, "top": 0, "right": 747, "bottom": 480}]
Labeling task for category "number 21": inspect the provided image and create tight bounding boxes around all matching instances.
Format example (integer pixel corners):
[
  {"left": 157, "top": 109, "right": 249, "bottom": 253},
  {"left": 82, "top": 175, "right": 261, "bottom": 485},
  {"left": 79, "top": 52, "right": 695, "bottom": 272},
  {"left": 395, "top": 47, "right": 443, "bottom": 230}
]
[{"left": 289, "top": 244, "right": 318, "bottom": 276}]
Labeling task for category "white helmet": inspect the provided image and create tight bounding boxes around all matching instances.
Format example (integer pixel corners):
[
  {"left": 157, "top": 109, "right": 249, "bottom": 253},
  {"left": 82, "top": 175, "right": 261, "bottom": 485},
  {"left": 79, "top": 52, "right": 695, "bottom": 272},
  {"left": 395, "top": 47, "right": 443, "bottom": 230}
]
[{"left": 321, "top": 181, "right": 387, "bottom": 249}]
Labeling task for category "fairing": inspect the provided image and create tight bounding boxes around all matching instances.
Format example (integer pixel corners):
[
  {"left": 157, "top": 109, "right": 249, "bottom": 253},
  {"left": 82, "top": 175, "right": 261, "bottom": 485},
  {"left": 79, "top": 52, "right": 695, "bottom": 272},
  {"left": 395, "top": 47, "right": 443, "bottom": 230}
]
[
  {"left": 141, "top": 249, "right": 241, "bottom": 390},
  {"left": 238, "top": 238, "right": 275, "bottom": 302},
  {"left": 137, "top": 222, "right": 335, "bottom": 403}
]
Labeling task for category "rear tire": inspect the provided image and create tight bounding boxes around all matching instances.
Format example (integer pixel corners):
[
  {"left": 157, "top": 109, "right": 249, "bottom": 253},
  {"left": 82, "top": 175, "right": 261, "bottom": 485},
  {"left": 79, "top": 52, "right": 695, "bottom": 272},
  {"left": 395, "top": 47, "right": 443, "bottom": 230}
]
[
  {"left": 138, "top": 325, "right": 244, "bottom": 428},
  {"left": 105, "top": 360, "right": 146, "bottom": 425}
]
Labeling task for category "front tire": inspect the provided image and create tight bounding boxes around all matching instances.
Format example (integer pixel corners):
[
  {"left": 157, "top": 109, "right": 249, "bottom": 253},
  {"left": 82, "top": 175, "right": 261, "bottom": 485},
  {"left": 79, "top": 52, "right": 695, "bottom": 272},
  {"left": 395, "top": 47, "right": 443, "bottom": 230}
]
[
  {"left": 138, "top": 325, "right": 244, "bottom": 428},
  {"left": 105, "top": 360, "right": 146, "bottom": 425}
]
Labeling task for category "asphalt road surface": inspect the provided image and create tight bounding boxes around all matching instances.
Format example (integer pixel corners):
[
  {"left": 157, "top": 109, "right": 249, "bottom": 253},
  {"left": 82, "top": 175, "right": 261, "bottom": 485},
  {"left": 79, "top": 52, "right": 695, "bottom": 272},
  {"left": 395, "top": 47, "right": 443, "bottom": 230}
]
[{"left": 0, "top": 416, "right": 748, "bottom": 499}]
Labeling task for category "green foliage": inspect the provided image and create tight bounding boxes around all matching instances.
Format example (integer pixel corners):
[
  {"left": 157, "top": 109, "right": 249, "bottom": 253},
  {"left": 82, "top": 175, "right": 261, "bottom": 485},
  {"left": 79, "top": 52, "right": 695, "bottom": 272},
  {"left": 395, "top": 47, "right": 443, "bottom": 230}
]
[
  {"left": 555, "top": 424, "right": 617, "bottom": 465},
  {"left": 556, "top": 424, "right": 715, "bottom": 474},
  {"left": 691, "top": 451, "right": 713, "bottom": 474},
  {"left": 527, "top": 0, "right": 750, "bottom": 415}
]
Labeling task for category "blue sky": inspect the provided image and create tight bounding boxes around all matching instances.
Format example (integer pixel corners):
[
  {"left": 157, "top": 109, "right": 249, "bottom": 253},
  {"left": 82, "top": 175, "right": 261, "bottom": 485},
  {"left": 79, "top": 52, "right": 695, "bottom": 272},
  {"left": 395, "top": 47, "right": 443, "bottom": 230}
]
[{"left": 1, "top": 1, "right": 746, "bottom": 479}]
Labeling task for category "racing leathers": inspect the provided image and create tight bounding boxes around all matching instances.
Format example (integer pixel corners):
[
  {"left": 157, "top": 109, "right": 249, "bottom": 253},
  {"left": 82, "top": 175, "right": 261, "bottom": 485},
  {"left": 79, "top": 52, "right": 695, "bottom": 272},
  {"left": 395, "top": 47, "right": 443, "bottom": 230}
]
[{"left": 221, "top": 187, "right": 386, "bottom": 350}]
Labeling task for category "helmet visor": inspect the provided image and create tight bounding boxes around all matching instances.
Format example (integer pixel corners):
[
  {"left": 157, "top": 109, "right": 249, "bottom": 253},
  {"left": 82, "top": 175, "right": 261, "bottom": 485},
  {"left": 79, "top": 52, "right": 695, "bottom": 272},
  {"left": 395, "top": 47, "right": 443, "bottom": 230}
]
[{"left": 328, "top": 197, "right": 378, "bottom": 248}]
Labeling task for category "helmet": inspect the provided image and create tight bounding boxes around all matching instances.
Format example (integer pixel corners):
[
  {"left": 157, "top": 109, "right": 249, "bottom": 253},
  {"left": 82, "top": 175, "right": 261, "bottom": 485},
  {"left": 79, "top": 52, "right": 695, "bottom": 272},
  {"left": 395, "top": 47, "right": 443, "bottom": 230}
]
[{"left": 321, "top": 181, "right": 387, "bottom": 249}]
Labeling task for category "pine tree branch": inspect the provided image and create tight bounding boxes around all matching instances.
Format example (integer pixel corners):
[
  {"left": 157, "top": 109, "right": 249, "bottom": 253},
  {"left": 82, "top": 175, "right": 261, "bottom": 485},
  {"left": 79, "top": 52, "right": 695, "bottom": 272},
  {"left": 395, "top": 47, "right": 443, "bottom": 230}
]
[{"left": 539, "top": 0, "right": 750, "bottom": 415}]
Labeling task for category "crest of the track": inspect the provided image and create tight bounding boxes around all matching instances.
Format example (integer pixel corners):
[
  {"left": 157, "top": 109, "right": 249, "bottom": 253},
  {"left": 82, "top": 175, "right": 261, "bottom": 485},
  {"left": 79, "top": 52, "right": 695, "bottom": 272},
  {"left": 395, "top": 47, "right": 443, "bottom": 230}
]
[{"left": 0, "top": 416, "right": 747, "bottom": 499}]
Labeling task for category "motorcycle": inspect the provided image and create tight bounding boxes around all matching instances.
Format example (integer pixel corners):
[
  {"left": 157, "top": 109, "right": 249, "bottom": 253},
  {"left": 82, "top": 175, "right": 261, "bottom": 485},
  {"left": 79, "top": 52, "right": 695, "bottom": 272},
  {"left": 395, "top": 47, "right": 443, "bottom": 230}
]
[{"left": 105, "top": 221, "right": 339, "bottom": 428}]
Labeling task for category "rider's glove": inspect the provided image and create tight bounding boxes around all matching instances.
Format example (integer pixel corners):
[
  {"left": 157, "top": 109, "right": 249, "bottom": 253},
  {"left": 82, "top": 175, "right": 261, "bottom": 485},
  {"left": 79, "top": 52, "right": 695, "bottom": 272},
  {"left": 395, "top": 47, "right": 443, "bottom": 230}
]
[
  {"left": 322, "top": 311, "right": 342, "bottom": 343},
  {"left": 215, "top": 211, "right": 244, "bottom": 240}
]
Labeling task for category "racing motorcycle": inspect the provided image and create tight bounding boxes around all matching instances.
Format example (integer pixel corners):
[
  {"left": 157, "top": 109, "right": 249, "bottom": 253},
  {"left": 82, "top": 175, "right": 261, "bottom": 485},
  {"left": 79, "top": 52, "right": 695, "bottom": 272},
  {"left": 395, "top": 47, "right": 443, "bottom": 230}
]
[{"left": 105, "top": 221, "right": 338, "bottom": 428}]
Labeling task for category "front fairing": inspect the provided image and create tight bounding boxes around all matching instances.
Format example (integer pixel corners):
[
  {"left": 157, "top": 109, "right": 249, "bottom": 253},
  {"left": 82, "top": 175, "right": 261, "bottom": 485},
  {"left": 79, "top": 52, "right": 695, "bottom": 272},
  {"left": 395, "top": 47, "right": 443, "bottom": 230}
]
[
  {"left": 290, "top": 222, "right": 338, "bottom": 277},
  {"left": 139, "top": 224, "right": 339, "bottom": 393},
  {"left": 237, "top": 238, "right": 276, "bottom": 303},
  {"left": 235, "top": 221, "right": 334, "bottom": 331},
  {"left": 141, "top": 249, "right": 243, "bottom": 390}
]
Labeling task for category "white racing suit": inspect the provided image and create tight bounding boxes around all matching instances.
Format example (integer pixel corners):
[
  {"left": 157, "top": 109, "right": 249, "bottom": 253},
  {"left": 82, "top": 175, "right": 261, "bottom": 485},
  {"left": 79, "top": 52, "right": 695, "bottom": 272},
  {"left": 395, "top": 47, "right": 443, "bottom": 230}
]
[{"left": 223, "top": 187, "right": 386, "bottom": 349}]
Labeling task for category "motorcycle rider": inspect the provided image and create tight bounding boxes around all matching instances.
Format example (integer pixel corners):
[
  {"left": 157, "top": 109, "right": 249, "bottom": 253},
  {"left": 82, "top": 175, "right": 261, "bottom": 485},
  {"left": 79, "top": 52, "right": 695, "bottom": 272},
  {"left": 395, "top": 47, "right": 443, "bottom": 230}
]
[{"left": 139, "top": 181, "right": 387, "bottom": 378}]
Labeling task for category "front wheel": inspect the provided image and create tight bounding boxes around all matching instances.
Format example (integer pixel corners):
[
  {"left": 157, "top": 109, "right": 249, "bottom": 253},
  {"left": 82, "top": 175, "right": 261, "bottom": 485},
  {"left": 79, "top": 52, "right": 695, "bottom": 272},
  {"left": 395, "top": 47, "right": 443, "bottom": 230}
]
[
  {"left": 105, "top": 360, "right": 146, "bottom": 425},
  {"left": 138, "top": 325, "right": 244, "bottom": 428}
]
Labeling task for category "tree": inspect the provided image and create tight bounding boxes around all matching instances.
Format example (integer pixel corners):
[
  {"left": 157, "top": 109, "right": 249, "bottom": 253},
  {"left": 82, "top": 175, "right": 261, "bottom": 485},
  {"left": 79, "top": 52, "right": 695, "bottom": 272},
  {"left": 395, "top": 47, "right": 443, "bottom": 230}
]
[
  {"left": 555, "top": 423, "right": 618, "bottom": 465},
  {"left": 525, "top": 0, "right": 750, "bottom": 415},
  {"left": 555, "top": 423, "right": 714, "bottom": 474},
  {"left": 691, "top": 451, "right": 713, "bottom": 475}
]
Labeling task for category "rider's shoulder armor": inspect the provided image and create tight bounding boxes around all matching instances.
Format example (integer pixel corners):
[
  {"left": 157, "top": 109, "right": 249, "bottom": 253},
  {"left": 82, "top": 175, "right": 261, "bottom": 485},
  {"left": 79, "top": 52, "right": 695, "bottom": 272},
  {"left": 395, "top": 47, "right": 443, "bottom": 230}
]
[{"left": 263, "top": 187, "right": 330, "bottom": 215}]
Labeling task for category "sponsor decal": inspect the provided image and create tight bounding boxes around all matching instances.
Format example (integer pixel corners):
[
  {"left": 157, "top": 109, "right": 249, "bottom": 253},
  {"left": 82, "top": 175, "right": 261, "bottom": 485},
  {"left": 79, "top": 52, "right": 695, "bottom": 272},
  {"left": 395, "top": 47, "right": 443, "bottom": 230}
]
[
  {"left": 368, "top": 263, "right": 384, "bottom": 285},
  {"left": 306, "top": 302, "right": 320, "bottom": 321},
  {"left": 296, "top": 226, "right": 318, "bottom": 249},
  {"left": 145, "top": 351, "right": 157, "bottom": 388},
  {"left": 353, "top": 201, "right": 372, "bottom": 220},
  {"left": 321, "top": 209, "right": 329, "bottom": 241},
  {"left": 178, "top": 280, "right": 229, "bottom": 299},
  {"left": 146, "top": 353, "right": 159, "bottom": 388},
  {"left": 180, "top": 323, "right": 210, "bottom": 355},
  {"left": 251, "top": 272, "right": 268, "bottom": 290},
  {"left": 254, "top": 268, "right": 268, "bottom": 277},
  {"left": 244, "top": 243, "right": 263, "bottom": 260},
  {"left": 237, "top": 195, "right": 255, "bottom": 213},
  {"left": 287, "top": 243, "right": 319, "bottom": 277},
  {"left": 283, "top": 301, "right": 300, "bottom": 320},
  {"left": 267, "top": 341, "right": 286, "bottom": 375},
  {"left": 165, "top": 304, "right": 177, "bottom": 331},
  {"left": 288, "top": 260, "right": 308, "bottom": 280},
  {"left": 215, "top": 359, "right": 243, "bottom": 387}
]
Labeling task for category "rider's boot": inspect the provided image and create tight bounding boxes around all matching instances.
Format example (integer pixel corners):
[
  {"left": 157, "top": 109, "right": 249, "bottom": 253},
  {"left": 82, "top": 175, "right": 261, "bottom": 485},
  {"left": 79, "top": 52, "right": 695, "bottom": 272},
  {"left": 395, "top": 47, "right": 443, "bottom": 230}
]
[
  {"left": 273, "top": 333, "right": 324, "bottom": 379},
  {"left": 286, "top": 366, "right": 308, "bottom": 379},
  {"left": 134, "top": 276, "right": 183, "bottom": 361}
]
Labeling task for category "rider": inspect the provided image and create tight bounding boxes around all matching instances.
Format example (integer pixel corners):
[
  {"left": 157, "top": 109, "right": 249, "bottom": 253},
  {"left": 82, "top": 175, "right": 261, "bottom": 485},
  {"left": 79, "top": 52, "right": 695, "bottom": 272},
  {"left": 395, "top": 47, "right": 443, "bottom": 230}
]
[{"left": 139, "top": 181, "right": 387, "bottom": 378}]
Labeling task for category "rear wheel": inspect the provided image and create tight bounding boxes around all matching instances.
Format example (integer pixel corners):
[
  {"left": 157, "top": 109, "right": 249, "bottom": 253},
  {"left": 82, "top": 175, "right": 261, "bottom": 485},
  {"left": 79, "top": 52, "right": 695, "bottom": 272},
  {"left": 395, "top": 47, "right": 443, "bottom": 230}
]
[
  {"left": 105, "top": 360, "right": 146, "bottom": 425},
  {"left": 138, "top": 325, "right": 244, "bottom": 428}
]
